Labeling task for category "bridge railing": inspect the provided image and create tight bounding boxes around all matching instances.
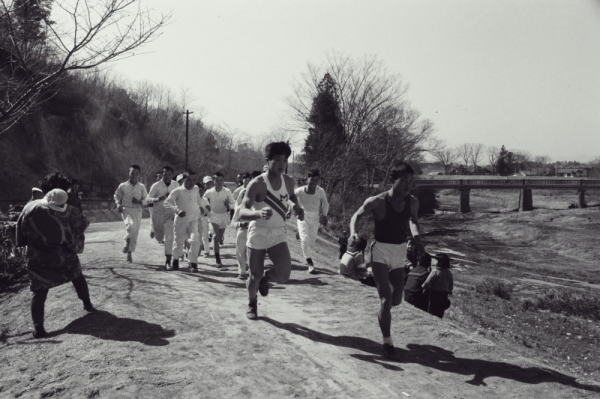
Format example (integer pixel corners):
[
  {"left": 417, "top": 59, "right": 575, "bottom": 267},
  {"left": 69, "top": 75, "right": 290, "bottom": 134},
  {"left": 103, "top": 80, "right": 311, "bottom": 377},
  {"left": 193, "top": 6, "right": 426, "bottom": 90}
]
[{"left": 413, "top": 178, "right": 600, "bottom": 189}]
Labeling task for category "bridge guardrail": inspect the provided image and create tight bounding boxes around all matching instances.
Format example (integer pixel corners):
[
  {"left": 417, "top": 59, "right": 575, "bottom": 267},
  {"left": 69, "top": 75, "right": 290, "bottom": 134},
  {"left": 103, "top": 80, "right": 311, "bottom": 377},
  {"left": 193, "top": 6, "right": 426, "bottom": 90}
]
[{"left": 413, "top": 178, "right": 600, "bottom": 190}]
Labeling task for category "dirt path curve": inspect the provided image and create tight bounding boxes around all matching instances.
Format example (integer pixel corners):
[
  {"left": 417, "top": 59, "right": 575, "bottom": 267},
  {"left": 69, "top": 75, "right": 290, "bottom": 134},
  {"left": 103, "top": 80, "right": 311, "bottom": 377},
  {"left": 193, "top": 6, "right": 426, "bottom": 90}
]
[{"left": 1, "top": 221, "right": 598, "bottom": 398}]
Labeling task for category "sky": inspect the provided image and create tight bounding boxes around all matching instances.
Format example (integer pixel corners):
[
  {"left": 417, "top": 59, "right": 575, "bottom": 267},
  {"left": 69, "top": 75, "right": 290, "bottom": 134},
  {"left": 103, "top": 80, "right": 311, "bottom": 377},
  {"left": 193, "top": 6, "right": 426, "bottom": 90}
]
[{"left": 104, "top": 0, "right": 600, "bottom": 162}]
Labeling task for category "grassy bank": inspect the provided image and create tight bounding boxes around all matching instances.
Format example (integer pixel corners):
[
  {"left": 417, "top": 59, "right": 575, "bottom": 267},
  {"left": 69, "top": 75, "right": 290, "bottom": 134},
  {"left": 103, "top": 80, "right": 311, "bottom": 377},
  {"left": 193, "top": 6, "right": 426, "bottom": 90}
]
[{"left": 447, "top": 279, "right": 600, "bottom": 380}]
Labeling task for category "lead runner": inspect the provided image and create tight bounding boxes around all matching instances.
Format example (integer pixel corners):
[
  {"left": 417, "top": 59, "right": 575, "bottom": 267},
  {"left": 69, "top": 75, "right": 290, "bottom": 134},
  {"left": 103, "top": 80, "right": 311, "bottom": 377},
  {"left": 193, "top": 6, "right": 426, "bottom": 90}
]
[{"left": 239, "top": 142, "right": 304, "bottom": 319}]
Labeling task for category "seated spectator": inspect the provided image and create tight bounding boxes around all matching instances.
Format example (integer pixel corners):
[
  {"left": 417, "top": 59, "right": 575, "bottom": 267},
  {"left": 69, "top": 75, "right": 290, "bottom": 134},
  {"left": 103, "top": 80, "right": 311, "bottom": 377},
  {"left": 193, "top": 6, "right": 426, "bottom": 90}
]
[
  {"left": 404, "top": 252, "right": 432, "bottom": 312},
  {"left": 66, "top": 179, "right": 83, "bottom": 212},
  {"left": 338, "top": 231, "right": 349, "bottom": 260},
  {"left": 422, "top": 253, "right": 453, "bottom": 319},
  {"left": 339, "top": 236, "right": 376, "bottom": 287}
]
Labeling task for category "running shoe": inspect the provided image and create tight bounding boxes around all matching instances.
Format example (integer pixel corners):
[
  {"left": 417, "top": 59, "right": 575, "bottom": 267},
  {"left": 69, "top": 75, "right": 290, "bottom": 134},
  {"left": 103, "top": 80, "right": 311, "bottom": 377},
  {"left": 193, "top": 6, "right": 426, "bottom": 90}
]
[
  {"left": 165, "top": 259, "right": 173, "bottom": 271},
  {"left": 83, "top": 301, "right": 96, "bottom": 312},
  {"left": 122, "top": 239, "right": 130, "bottom": 253},
  {"left": 126, "top": 252, "right": 132, "bottom": 263},
  {"left": 382, "top": 344, "right": 400, "bottom": 360},
  {"left": 238, "top": 273, "right": 248, "bottom": 280},
  {"left": 32, "top": 327, "right": 48, "bottom": 339},
  {"left": 204, "top": 253, "right": 210, "bottom": 258},
  {"left": 258, "top": 275, "right": 269, "bottom": 297},
  {"left": 172, "top": 259, "right": 179, "bottom": 270},
  {"left": 308, "top": 265, "right": 317, "bottom": 274},
  {"left": 246, "top": 300, "right": 258, "bottom": 320},
  {"left": 190, "top": 263, "right": 199, "bottom": 273}
]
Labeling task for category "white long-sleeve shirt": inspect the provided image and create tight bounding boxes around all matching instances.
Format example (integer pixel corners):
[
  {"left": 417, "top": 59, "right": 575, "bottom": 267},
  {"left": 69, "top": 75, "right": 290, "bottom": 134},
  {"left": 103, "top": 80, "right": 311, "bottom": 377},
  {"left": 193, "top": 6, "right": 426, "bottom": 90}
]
[
  {"left": 114, "top": 181, "right": 148, "bottom": 209},
  {"left": 294, "top": 186, "right": 329, "bottom": 215},
  {"left": 204, "top": 187, "right": 235, "bottom": 214},
  {"left": 147, "top": 179, "right": 178, "bottom": 214},
  {"left": 164, "top": 185, "right": 204, "bottom": 220}
]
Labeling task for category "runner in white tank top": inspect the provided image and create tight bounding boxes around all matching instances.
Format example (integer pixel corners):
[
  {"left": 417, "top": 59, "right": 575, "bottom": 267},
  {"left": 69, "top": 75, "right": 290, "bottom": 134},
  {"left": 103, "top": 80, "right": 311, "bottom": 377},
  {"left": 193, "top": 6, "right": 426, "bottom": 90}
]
[{"left": 239, "top": 142, "right": 305, "bottom": 320}]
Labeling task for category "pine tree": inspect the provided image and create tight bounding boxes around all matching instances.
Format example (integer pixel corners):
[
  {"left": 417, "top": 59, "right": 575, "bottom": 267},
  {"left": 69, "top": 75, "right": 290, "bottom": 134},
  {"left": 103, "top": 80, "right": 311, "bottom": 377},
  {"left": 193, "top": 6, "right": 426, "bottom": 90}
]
[
  {"left": 497, "top": 145, "right": 509, "bottom": 176},
  {"left": 303, "top": 73, "right": 346, "bottom": 187}
]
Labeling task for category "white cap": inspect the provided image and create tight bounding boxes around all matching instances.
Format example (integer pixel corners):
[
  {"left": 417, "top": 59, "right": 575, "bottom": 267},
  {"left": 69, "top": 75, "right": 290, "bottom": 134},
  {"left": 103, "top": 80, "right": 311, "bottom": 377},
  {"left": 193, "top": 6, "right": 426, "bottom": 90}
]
[
  {"left": 203, "top": 176, "right": 213, "bottom": 184},
  {"left": 32, "top": 187, "right": 43, "bottom": 193},
  {"left": 176, "top": 174, "right": 184, "bottom": 182}
]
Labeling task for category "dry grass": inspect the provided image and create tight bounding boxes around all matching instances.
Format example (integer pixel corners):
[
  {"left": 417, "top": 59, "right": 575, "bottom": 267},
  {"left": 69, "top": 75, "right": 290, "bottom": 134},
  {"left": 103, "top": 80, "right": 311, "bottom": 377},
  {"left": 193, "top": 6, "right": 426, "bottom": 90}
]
[{"left": 448, "top": 284, "right": 600, "bottom": 378}]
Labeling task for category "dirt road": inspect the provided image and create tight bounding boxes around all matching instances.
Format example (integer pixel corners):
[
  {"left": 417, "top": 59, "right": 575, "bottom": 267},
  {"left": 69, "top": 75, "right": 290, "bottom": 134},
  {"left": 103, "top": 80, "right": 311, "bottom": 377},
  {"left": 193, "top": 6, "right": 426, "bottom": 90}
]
[{"left": 1, "top": 220, "right": 598, "bottom": 398}]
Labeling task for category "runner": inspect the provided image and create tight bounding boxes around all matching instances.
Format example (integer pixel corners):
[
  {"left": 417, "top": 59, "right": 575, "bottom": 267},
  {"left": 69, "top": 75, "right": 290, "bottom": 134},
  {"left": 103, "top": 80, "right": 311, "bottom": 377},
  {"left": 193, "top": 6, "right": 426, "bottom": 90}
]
[
  {"left": 231, "top": 172, "right": 257, "bottom": 280},
  {"left": 164, "top": 171, "right": 203, "bottom": 272},
  {"left": 294, "top": 169, "right": 329, "bottom": 274},
  {"left": 240, "top": 142, "right": 304, "bottom": 319},
  {"left": 148, "top": 171, "right": 162, "bottom": 239},
  {"left": 349, "top": 160, "right": 422, "bottom": 360},
  {"left": 203, "top": 176, "right": 215, "bottom": 245},
  {"left": 196, "top": 183, "right": 211, "bottom": 259},
  {"left": 147, "top": 166, "right": 178, "bottom": 269},
  {"left": 114, "top": 165, "right": 148, "bottom": 263},
  {"left": 204, "top": 172, "right": 234, "bottom": 268}
]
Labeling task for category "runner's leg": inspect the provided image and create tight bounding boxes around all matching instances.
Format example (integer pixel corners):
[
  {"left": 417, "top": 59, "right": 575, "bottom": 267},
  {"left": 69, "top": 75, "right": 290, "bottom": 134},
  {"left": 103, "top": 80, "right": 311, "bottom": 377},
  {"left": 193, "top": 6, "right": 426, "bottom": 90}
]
[
  {"left": 371, "top": 262, "right": 393, "bottom": 339},
  {"left": 247, "top": 248, "right": 266, "bottom": 300},
  {"left": 265, "top": 242, "right": 292, "bottom": 283}
]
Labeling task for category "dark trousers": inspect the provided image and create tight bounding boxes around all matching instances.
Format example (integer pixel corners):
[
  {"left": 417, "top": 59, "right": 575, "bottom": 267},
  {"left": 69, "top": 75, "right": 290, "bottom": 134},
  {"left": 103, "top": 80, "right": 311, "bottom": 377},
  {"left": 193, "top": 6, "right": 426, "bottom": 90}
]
[
  {"left": 31, "top": 274, "right": 90, "bottom": 328},
  {"left": 338, "top": 245, "right": 347, "bottom": 259},
  {"left": 428, "top": 290, "right": 450, "bottom": 319},
  {"left": 406, "top": 295, "right": 429, "bottom": 313}
]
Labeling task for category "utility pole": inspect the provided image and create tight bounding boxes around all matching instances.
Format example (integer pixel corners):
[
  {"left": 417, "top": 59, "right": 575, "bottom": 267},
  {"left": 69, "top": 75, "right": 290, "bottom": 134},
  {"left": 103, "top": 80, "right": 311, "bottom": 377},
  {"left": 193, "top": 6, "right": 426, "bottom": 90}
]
[{"left": 184, "top": 110, "right": 193, "bottom": 170}]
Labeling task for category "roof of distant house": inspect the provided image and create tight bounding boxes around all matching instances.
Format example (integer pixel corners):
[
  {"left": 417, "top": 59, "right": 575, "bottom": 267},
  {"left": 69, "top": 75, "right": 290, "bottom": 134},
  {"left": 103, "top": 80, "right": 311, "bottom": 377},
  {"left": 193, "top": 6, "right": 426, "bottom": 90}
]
[{"left": 557, "top": 168, "right": 589, "bottom": 173}]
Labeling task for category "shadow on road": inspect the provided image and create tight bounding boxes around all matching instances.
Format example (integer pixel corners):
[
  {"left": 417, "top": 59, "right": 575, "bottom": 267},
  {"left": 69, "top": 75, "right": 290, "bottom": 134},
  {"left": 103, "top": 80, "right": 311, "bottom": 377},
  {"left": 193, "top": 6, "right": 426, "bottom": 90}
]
[
  {"left": 49, "top": 310, "right": 175, "bottom": 346},
  {"left": 262, "top": 317, "right": 600, "bottom": 393}
]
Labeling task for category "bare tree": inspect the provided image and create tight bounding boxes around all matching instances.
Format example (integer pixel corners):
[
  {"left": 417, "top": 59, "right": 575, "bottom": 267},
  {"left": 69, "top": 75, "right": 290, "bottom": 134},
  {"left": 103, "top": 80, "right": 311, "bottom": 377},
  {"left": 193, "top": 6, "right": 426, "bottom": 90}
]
[
  {"left": 469, "top": 143, "right": 485, "bottom": 174},
  {"left": 0, "top": 0, "right": 170, "bottom": 133},
  {"left": 487, "top": 146, "right": 499, "bottom": 174},
  {"left": 455, "top": 143, "right": 473, "bottom": 172},
  {"left": 430, "top": 140, "right": 457, "bottom": 174},
  {"left": 286, "top": 51, "right": 434, "bottom": 210},
  {"left": 533, "top": 155, "right": 551, "bottom": 175}
]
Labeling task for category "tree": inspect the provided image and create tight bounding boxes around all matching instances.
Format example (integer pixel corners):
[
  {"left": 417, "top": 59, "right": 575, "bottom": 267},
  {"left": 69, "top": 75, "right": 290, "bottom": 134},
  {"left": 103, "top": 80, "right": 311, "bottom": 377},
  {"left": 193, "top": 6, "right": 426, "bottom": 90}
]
[
  {"left": 429, "top": 140, "right": 457, "bottom": 174},
  {"left": 455, "top": 143, "right": 473, "bottom": 173},
  {"left": 497, "top": 145, "right": 512, "bottom": 176},
  {"left": 469, "top": 143, "right": 485, "bottom": 174},
  {"left": 302, "top": 73, "right": 346, "bottom": 193},
  {"left": 0, "top": 0, "right": 170, "bottom": 133},
  {"left": 287, "top": 51, "right": 434, "bottom": 211},
  {"left": 486, "top": 146, "right": 499, "bottom": 174}
]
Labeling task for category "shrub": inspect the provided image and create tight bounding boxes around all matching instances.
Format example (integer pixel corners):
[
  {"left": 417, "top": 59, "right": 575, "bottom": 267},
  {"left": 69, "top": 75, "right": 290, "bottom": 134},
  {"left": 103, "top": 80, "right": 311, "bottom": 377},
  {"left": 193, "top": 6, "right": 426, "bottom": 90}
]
[
  {"left": 474, "top": 278, "right": 514, "bottom": 300},
  {"left": 523, "top": 288, "right": 600, "bottom": 321}
]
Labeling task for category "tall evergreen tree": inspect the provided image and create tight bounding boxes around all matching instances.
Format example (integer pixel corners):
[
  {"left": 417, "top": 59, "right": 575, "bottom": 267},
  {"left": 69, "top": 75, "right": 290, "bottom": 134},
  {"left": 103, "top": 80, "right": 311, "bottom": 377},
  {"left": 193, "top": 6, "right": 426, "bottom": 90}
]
[{"left": 303, "top": 73, "right": 346, "bottom": 190}]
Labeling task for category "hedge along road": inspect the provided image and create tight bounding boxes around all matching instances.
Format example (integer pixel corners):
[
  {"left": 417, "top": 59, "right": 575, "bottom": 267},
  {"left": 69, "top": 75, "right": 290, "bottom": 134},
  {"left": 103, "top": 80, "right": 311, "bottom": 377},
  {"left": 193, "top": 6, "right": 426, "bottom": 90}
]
[{"left": 0, "top": 220, "right": 598, "bottom": 398}]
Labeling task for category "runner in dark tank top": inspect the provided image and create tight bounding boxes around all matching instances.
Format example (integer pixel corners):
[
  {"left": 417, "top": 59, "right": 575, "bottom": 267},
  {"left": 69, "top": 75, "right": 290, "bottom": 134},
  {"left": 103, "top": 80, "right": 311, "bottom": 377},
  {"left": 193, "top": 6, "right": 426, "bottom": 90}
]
[
  {"left": 374, "top": 192, "right": 412, "bottom": 245},
  {"left": 349, "top": 160, "right": 424, "bottom": 360}
]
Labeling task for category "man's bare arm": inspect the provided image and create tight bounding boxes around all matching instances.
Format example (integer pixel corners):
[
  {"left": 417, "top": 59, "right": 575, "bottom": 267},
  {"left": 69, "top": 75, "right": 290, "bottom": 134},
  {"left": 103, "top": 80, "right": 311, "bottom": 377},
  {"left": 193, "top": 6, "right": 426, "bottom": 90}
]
[
  {"left": 285, "top": 175, "right": 304, "bottom": 221},
  {"left": 349, "top": 196, "right": 377, "bottom": 238},
  {"left": 409, "top": 196, "right": 423, "bottom": 250},
  {"left": 239, "top": 179, "right": 273, "bottom": 221}
]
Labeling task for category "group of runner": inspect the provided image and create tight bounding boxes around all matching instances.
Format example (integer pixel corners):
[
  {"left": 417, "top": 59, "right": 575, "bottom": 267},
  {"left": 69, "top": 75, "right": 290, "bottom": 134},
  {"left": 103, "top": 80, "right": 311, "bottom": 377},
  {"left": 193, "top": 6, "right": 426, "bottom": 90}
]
[{"left": 111, "top": 141, "right": 431, "bottom": 359}]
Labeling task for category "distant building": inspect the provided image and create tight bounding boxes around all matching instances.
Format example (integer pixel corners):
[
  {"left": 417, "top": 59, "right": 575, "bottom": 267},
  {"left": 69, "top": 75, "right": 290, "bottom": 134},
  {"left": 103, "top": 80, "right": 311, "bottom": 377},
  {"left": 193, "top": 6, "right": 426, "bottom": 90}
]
[{"left": 556, "top": 168, "right": 590, "bottom": 177}]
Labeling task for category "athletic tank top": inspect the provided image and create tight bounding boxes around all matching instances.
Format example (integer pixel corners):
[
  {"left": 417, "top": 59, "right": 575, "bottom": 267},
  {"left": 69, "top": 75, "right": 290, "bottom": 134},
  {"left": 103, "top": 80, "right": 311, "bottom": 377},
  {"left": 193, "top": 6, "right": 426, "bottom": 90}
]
[
  {"left": 373, "top": 193, "right": 412, "bottom": 244},
  {"left": 251, "top": 173, "right": 290, "bottom": 229}
]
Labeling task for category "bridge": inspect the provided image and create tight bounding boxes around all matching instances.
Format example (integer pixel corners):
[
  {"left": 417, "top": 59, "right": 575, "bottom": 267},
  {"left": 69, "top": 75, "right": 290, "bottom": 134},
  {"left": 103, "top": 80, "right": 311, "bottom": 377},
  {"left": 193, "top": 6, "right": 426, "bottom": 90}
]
[{"left": 413, "top": 177, "right": 600, "bottom": 213}]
